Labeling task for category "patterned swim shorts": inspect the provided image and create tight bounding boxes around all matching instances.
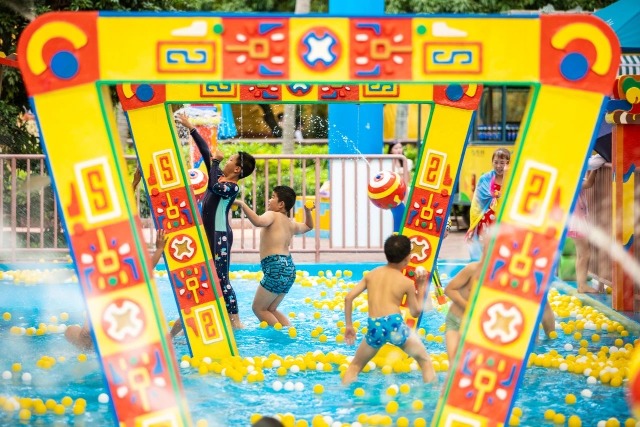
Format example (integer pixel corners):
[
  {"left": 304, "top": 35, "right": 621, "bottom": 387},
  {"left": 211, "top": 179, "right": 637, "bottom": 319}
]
[
  {"left": 260, "top": 254, "right": 296, "bottom": 294},
  {"left": 365, "top": 313, "right": 410, "bottom": 349}
]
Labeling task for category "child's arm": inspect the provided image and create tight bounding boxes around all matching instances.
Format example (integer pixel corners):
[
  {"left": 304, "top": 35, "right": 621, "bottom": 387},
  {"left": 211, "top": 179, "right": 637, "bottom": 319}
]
[
  {"left": 177, "top": 113, "right": 214, "bottom": 176},
  {"left": 132, "top": 165, "right": 142, "bottom": 192},
  {"left": 149, "top": 229, "right": 168, "bottom": 269},
  {"left": 405, "top": 269, "right": 428, "bottom": 318},
  {"left": 582, "top": 169, "right": 597, "bottom": 190},
  {"left": 344, "top": 277, "right": 367, "bottom": 345},
  {"left": 293, "top": 202, "right": 315, "bottom": 235},
  {"left": 234, "top": 200, "right": 275, "bottom": 228},
  {"left": 444, "top": 262, "right": 478, "bottom": 309}
]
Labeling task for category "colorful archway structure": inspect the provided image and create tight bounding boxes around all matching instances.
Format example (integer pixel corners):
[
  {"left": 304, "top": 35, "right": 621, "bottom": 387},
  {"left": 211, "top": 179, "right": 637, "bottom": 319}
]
[
  {"left": 119, "top": 82, "right": 480, "bottom": 363},
  {"left": 18, "top": 12, "right": 619, "bottom": 427}
]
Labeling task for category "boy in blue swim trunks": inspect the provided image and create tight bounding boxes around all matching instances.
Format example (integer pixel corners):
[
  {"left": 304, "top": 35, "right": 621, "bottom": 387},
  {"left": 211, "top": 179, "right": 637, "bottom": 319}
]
[
  {"left": 234, "top": 186, "right": 314, "bottom": 326},
  {"left": 342, "top": 234, "right": 436, "bottom": 385}
]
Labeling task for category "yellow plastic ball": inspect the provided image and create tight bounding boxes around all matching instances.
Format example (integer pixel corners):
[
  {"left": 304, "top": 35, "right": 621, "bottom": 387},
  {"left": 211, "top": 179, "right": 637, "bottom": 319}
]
[
  {"left": 565, "top": 393, "right": 577, "bottom": 405},
  {"left": 549, "top": 331, "right": 558, "bottom": 339},
  {"left": 195, "top": 419, "right": 208, "bottom": 427},
  {"left": 385, "top": 400, "right": 399, "bottom": 414},
  {"left": 605, "top": 418, "right": 621, "bottom": 427},
  {"left": 313, "top": 384, "right": 324, "bottom": 394},
  {"left": 509, "top": 415, "right": 520, "bottom": 426},
  {"left": 397, "top": 416, "right": 410, "bottom": 427},
  {"left": 11, "top": 363, "right": 22, "bottom": 372},
  {"left": 512, "top": 407, "right": 523, "bottom": 417},
  {"left": 274, "top": 322, "right": 283, "bottom": 331},
  {"left": 553, "top": 413, "right": 566, "bottom": 425},
  {"left": 544, "top": 409, "right": 556, "bottom": 420},
  {"left": 414, "top": 418, "right": 427, "bottom": 427},
  {"left": 354, "top": 387, "right": 365, "bottom": 397},
  {"left": 411, "top": 400, "right": 424, "bottom": 411},
  {"left": 18, "top": 409, "right": 31, "bottom": 421},
  {"left": 399, "top": 383, "right": 411, "bottom": 394},
  {"left": 624, "top": 418, "right": 637, "bottom": 427},
  {"left": 259, "top": 321, "right": 268, "bottom": 329},
  {"left": 2, "top": 312, "right": 11, "bottom": 321},
  {"left": 53, "top": 403, "right": 66, "bottom": 415},
  {"left": 61, "top": 396, "right": 73, "bottom": 407},
  {"left": 592, "top": 333, "right": 600, "bottom": 342},
  {"left": 77, "top": 354, "right": 88, "bottom": 362},
  {"left": 568, "top": 415, "right": 582, "bottom": 427}
]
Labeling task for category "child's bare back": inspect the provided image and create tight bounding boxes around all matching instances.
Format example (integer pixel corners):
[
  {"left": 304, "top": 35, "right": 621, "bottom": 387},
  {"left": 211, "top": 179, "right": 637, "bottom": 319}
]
[{"left": 364, "top": 266, "right": 415, "bottom": 318}]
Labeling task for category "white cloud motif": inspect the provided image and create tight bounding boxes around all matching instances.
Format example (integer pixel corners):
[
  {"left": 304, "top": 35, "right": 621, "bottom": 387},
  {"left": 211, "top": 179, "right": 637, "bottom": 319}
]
[
  {"left": 171, "top": 21, "right": 207, "bottom": 37},
  {"left": 432, "top": 22, "right": 467, "bottom": 38}
]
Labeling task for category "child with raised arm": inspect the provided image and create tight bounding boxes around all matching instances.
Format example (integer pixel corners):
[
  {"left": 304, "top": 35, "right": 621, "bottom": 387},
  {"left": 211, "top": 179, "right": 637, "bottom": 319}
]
[
  {"left": 342, "top": 234, "right": 436, "bottom": 385},
  {"left": 234, "top": 186, "right": 314, "bottom": 326},
  {"left": 172, "top": 113, "right": 256, "bottom": 332}
]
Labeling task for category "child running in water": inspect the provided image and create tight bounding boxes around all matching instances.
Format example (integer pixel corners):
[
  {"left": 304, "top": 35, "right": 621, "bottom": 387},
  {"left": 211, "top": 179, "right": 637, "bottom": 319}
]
[
  {"left": 172, "top": 113, "right": 255, "bottom": 333},
  {"left": 342, "top": 234, "right": 437, "bottom": 385},
  {"left": 234, "top": 186, "right": 314, "bottom": 326}
]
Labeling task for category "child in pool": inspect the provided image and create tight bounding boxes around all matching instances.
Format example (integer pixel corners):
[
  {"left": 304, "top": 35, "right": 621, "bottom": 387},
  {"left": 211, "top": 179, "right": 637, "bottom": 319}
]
[
  {"left": 465, "top": 148, "right": 510, "bottom": 260},
  {"left": 65, "top": 229, "right": 167, "bottom": 350},
  {"left": 444, "top": 248, "right": 556, "bottom": 366},
  {"left": 234, "top": 186, "right": 314, "bottom": 326},
  {"left": 342, "top": 234, "right": 437, "bottom": 385},
  {"left": 172, "top": 113, "right": 256, "bottom": 333}
]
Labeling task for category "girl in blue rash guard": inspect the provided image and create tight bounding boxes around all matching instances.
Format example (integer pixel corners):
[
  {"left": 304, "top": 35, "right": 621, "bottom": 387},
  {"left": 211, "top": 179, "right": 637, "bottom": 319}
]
[{"left": 172, "top": 113, "right": 255, "bottom": 332}]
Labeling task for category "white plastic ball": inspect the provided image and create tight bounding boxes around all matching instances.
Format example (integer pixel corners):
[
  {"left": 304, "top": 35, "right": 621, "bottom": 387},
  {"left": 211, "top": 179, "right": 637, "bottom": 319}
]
[
  {"left": 587, "top": 376, "right": 597, "bottom": 385},
  {"left": 98, "top": 393, "right": 110, "bottom": 404},
  {"left": 583, "top": 368, "right": 592, "bottom": 377},
  {"left": 564, "top": 344, "right": 574, "bottom": 351},
  {"left": 316, "top": 363, "right": 325, "bottom": 371},
  {"left": 180, "top": 360, "right": 190, "bottom": 369},
  {"left": 21, "top": 372, "right": 32, "bottom": 383},
  {"left": 294, "top": 382, "right": 305, "bottom": 392},
  {"left": 559, "top": 363, "right": 568, "bottom": 372},
  {"left": 290, "top": 365, "right": 300, "bottom": 374},
  {"left": 284, "top": 381, "right": 294, "bottom": 391},
  {"left": 203, "top": 357, "right": 212, "bottom": 364},
  {"left": 272, "top": 360, "right": 282, "bottom": 368},
  {"left": 581, "top": 389, "right": 593, "bottom": 398},
  {"left": 2, "top": 371, "right": 12, "bottom": 380},
  {"left": 272, "top": 381, "right": 283, "bottom": 392}
]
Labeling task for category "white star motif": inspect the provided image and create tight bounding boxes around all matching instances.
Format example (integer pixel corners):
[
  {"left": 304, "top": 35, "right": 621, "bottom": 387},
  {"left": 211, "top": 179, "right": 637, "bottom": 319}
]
[
  {"left": 303, "top": 33, "right": 337, "bottom": 66},
  {"left": 482, "top": 302, "right": 523, "bottom": 344}
]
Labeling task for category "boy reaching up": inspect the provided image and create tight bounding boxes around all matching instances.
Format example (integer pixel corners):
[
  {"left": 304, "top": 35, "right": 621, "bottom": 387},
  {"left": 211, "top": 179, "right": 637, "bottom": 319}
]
[
  {"left": 342, "top": 234, "right": 437, "bottom": 385},
  {"left": 234, "top": 186, "right": 314, "bottom": 326}
]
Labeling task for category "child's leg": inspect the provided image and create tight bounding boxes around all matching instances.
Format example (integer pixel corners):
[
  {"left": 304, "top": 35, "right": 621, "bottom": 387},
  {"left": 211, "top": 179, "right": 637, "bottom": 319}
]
[
  {"left": 402, "top": 335, "right": 437, "bottom": 383},
  {"left": 212, "top": 232, "right": 243, "bottom": 328},
  {"left": 253, "top": 286, "right": 284, "bottom": 326},
  {"left": 266, "top": 294, "right": 290, "bottom": 326},
  {"left": 65, "top": 324, "right": 94, "bottom": 350},
  {"left": 445, "top": 330, "right": 460, "bottom": 366},
  {"left": 342, "top": 341, "right": 378, "bottom": 385},
  {"left": 574, "top": 237, "right": 596, "bottom": 293},
  {"left": 170, "top": 318, "right": 183, "bottom": 337},
  {"left": 540, "top": 299, "right": 555, "bottom": 337}
]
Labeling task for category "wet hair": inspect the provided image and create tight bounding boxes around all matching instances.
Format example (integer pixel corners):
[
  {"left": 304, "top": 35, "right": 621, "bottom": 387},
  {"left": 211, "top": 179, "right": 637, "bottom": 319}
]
[
  {"left": 492, "top": 148, "right": 511, "bottom": 162},
  {"left": 387, "top": 140, "right": 403, "bottom": 154},
  {"left": 383, "top": 234, "right": 412, "bottom": 263},
  {"left": 236, "top": 151, "right": 256, "bottom": 179},
  {"left": 273, "top": 185, "right": 297, "bottom": 214},
  {"left": 252, "top": 416, "right": 284, "bottom": 427}
]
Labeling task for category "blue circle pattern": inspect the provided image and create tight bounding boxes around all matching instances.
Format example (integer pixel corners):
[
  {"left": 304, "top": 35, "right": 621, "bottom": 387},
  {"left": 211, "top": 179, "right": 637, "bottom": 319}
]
[
  {"left": 136, "top": 84, "right": 155, "bottom": 102},
  {"left": 445, "top": 84, "right": 464, "bottom": 102},
  {"left": 50, "top": 51, "right": 78, "bottom": 80},
  {"left": 560, "top": 52, "right": 589, "bottom": 82}
]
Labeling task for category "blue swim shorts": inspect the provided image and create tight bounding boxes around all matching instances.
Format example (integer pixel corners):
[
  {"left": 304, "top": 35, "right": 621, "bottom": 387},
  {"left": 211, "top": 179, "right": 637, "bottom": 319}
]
[
  {"left": 260, "top": 254, "right": 296, "bottom": 294},
  {"left": 365, "top": 313, "right": 410, "bottom": 349}
]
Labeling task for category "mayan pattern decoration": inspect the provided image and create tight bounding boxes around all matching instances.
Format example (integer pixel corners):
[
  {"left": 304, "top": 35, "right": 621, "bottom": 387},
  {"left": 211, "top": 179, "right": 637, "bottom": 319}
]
[{"left": 17, "top": 12, "right": 619, "bottom": 427}]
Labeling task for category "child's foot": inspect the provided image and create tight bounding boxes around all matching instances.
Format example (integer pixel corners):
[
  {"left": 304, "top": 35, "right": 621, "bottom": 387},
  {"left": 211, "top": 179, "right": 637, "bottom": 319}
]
[
  {"left": 577, "top": 285, "right": 600, "bottom": 294},
  {"left": 423, "top": 367, "right": 437, "bottom": 384}
]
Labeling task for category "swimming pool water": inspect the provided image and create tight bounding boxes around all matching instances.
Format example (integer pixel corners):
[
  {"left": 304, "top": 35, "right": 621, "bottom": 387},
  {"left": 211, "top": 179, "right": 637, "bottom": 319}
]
[{"left": 0, "top": 265, "right": 635, "bottom": 426}]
